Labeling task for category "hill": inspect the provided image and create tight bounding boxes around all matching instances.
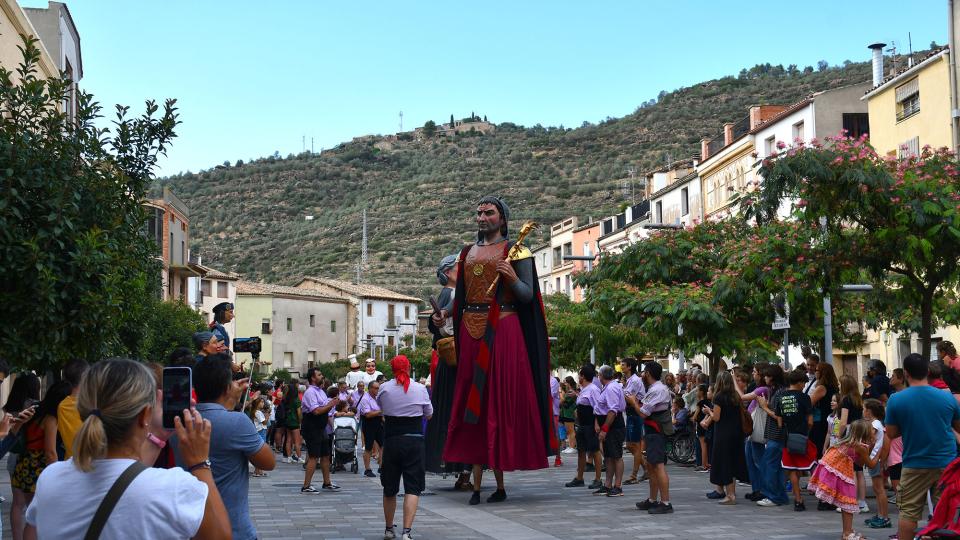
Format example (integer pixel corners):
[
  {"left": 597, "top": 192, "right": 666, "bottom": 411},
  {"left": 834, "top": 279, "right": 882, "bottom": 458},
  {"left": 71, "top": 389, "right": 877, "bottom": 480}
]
[{"left": 154, "top": 58, "right": 876, "bottom": 301}]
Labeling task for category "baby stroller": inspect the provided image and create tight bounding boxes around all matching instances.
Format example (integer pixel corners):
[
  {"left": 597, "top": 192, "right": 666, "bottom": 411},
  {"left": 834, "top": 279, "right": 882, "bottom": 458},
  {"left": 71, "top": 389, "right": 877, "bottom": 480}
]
[{"left": 332, "top": 416, "right": 359, "bottom": 474}]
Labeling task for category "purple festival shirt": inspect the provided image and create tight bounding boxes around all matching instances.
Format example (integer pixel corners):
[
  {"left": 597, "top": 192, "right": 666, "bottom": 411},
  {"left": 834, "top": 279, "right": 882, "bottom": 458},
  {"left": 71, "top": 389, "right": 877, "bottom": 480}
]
[
  {"left": 551, "top": 377, "right": 561, "bottom": 417},
  {"left": 595, "top": 380, "right": 626, "bottom": 416},
  {"left": 639, "top": 380, "right": 671, "bottom": 417},
  {"left": 301, "top": 385, "right": 327, "bottom": 414},
  {"left": 357, "top": 392, "right": 381, "bottom": 416},
  {"left": 577, "top": 382, "right": 601, "bottom": 411},
  {"left": 376, "top": 380, "right": 433, "bottom": 418},
  {"left": 624, "top": 373, "right": 645, "bottom": 401}
]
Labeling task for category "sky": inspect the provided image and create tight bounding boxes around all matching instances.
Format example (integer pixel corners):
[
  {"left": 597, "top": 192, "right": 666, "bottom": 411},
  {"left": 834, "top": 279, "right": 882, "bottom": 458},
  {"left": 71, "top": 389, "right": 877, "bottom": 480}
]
[{"left": 23, "top": 0, "right": 949, "bottom": 177}]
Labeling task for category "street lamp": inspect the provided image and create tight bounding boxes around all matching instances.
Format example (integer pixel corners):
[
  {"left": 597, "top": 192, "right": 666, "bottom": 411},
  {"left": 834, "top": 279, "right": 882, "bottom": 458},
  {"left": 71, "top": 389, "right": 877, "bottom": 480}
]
[{"left": 822, "top": 284, "right": 874, "bottom": 365}]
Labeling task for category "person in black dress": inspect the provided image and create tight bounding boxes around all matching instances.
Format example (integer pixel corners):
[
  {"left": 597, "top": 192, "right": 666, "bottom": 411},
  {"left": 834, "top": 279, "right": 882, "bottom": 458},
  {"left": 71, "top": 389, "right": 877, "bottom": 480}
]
[
  {"left": 424, "top": 254, "right": 472, "bottom": 489},
  {"left": 699, "top": 371, "right": 748, "bottom": 505}
]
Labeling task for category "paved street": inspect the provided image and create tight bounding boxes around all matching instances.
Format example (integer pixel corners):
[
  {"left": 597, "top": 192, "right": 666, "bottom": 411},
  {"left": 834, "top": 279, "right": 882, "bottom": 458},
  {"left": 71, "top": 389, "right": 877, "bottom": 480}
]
[{"left": 0, "top": 451, "right": 901, "bottom": 539}]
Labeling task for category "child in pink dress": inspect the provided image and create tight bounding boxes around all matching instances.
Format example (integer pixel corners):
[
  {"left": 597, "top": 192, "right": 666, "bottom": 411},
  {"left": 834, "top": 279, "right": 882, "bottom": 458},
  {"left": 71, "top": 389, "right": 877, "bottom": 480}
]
[{"left": 809, "top": 419, "right": 880, "bottom": 540}]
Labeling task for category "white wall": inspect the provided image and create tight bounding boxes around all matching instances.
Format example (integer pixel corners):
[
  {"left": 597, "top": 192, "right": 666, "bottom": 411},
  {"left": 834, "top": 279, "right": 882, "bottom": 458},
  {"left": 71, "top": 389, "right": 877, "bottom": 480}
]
[
  {"left": 271, "top": 297, "right": 349, "bottom": 373},
  {"left": 652, "top": 177, "right": 702, "bottom": 227},
  {"left": 533, "top": 245, "right": 553, "bottom": 294},
  {"left": 753, "top": 105, "right": 815, "bottom": 219},
  {"left": 358, "top": 299, "right": 419, "bottom": 355}
]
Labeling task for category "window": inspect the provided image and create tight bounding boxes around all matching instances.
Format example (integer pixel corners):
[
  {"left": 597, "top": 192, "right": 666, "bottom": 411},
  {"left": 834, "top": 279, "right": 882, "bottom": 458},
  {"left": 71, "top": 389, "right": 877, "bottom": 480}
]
[
  {"left": 330, "top": 320, "right": 336, "bottom": 332},
  {"left": 261, "top": 318, "right": 271, "bottom": 334},
  {"left": 565, "top": 275, "right": 572, "bottom": 296},
  {"left": 201, "top": 280, "right": 211, "bottom": 297},
  {"left": 563, "top": 242, "right": 572, "bottom": 257},
  {"left": 331, "top": 353, "right": 340, "bottom": 361},
  {"left": 404, "top": 305, "right": 410, "bottom": 319},
  {"left": 217, "top": 281, "right": 227, "bottom": 298},
  {"left": 180, "top": 241, "right": 185, "bottom": 264},
  {"left": 681, "top": 187, "right": 689, "bottom": 216},
  {"left": 286, "top": 317, "right": 292, "bottom": 331},
  {"left": 764, "top": 135, "right": 776, "bottom": 156},
  {"left": 366, "top": 303, "right": 372, "bottom": 317},
  {"left": 556, "top": 277, "right": 561, "bottom": 291},
  {"left": 542, "top": 253, "right": 547, "bottom": 267},
  {"left": 842, "top": 113, "right": 869, "bottom": 139},
  {"left": 655, "top": 201, "right": 663, "bottom": 223},
  {"left": 792, "top": 121, "right": 805, "bottom": 143},
  {"left": 388, "top": 335, "right": 395, "bottom": 347},
  {"left": 895, "top": 78, "right": 920, "bottom": 121},
  {"left": 169, "top": 232, "right": 173, "bottom": 258},
  {"left": 552, "top": 247, "right": 561, "bottom": 267},
  {"left": 899, "top": 136, "right": 920, "bottom": 159},
  {"left": 309, "top": 314, "right": 315, "bottom": 327},
  {"left": 307, "top": 351, "right": 316, "bottom": 367},
  {"left": 388, "top": 304, "right": 396, "bottom": 327},
  {"left": 543, "top": 280, "right": 548, "bottom": 292},
  {"left": 283, "top": 352, "right": 293, "bottom": 368}
]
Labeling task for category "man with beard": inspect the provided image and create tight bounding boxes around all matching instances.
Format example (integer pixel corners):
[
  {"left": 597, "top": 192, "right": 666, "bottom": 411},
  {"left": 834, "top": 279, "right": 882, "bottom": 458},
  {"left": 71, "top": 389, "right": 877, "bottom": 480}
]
[
  {"left": 436, "top": 195, "right": 556, "bottom": 505},
  {"left": 426, "top": 254, "right": 472, "bottom": 490}
]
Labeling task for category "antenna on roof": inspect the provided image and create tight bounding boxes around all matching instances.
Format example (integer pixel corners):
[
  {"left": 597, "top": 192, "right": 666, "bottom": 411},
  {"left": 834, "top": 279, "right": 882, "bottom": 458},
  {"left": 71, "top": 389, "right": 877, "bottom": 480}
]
[
  {"left": 908, "top": 32, "right": 914, "bottom": 67},
  {"left": 886, "top": 41, "right": 899, "bottom": 75}
]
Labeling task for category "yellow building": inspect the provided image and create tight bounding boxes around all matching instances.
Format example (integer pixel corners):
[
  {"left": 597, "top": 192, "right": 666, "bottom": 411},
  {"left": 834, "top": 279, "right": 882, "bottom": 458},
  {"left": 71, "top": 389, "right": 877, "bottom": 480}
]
[
  {"left": 862, "top": 48, "right": 953, "bottom": 156},
  {"left": 0, "top": 0, "right": 58, "bottom": 81}
]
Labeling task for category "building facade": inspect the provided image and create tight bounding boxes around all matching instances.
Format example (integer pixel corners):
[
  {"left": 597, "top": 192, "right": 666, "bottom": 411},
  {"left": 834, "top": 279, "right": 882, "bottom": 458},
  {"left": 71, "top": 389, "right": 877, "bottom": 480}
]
[
  {"left": 531, "top": 243, "right": 553, "bottom": 295},
  {"left": 144, "top": 187, "right": 203, "bottom": 303},
  {"left": 295, "top": 277, "right": 420, "bottom": 357},
  {"left": 24, "top": 1, "right": 81, "bottom": 118},
  {"left": 191, "top": 265, "right": 240, "bottom": 339},
  {"left": 235, "top": 281, "right": 350, "bottom": 375},
  {"left": 0, "top": 0, "right": 58, "bottom": 82},
  {"left": 862, "top": 48, "right": 953, "bottom": 157}
]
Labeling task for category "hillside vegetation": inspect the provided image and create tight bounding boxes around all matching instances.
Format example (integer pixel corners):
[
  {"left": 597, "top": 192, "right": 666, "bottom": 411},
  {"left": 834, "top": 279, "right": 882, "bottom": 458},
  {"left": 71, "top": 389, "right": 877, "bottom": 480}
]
[{"left": 155, "top": 58, "right": 877, "bottom": 300}]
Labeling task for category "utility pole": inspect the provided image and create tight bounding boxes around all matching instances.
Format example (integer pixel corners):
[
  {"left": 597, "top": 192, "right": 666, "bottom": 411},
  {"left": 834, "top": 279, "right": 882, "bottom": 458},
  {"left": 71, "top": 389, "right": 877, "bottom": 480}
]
[
  {"left": 949, "top": 0, "right": 960, "bottom": 154},
  {"left": 311, "top": 137, "right": 314, "bottom": 154},
  {"left": 399, "top": 110, "right": 403, "bottom": 132},
  {"left": 302, "top": 135, "right": 305, "bottom": 153}
]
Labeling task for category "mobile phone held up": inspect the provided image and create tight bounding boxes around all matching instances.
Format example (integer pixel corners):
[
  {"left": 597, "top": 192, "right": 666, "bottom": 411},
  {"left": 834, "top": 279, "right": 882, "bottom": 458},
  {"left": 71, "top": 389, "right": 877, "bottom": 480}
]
[{"left": 162, "top": 366, "right": 192, "bottom": 430}]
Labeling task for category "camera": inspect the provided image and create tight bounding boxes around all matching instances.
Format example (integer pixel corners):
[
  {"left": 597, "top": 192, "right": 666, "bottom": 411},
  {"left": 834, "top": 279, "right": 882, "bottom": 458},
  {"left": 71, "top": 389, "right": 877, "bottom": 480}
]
[{"left": 233, "top": 337, "right": 262, "bottom": 355}]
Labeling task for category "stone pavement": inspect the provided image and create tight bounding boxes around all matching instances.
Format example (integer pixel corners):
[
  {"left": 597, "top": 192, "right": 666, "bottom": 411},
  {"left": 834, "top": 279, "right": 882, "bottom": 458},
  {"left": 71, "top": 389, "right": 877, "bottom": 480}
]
[{"left": 0, "top": 450, "right": 901, "bottom": 539}]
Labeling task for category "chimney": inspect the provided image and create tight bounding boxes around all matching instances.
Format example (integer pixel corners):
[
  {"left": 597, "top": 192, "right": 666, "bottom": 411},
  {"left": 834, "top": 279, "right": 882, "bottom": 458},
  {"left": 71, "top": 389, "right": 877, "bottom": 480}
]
[
  {"left": 868, "top": 43, "right": 886, "bottom": 86},
  {"left": 700, "top": 138, "right": 711, "bottom": 160},
  {"left": 723, "top": 123, "right": 734, "bottom": 146},
  {"left": 749, "top": 106, "right": 763, "bottom": 129}
]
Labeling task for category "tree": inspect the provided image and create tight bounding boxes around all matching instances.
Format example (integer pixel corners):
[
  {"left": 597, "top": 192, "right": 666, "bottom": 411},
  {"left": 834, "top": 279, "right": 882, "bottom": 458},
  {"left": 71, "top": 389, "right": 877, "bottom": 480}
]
[
  {"left": 0, "top": 36, "right": 179, "bottom": 372},
  {"left": 423, "top": 120, "right": 437, "bottom": 138},
  {"left": 450, "top": 114, "right": 454, "bottom": 127},
  {"left": 754, "top": 136, "right": 960, "bottom": 360},
  {"left": 544, "top": 293, "right": 642, "bottom": 370},
  {"left": 133, "top": 299, "right": 206, "bottom": 364},
  {"left": 817, "top": 60, "right": 829, "bottom": 72}
]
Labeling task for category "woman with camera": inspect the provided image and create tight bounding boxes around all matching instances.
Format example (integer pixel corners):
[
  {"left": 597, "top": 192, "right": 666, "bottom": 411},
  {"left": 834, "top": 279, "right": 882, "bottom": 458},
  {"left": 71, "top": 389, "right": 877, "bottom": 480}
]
[{"left": 24, "top": 358, "right": 231, "bottom": 539}]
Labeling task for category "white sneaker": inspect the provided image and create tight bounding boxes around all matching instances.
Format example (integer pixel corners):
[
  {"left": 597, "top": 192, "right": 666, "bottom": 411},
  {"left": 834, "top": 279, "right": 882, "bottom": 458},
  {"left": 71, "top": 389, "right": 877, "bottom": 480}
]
[
  {"left": 383, "top": 526, "right": 397, "bottom": 540},
  {"left": 859, "top": 501, "right": 870, "bottom": 513},
  {"left": 284, "top": 456, "right": 291, "bottom": 464},
  {"left": 401, "top": 533, "right": 413, "bottom": 540},
  {"left": 756, "top": 498, "right": 779, "bottom": 507},
  {"left": 562, "top": 447, "right": 577, "bottom": 455}
]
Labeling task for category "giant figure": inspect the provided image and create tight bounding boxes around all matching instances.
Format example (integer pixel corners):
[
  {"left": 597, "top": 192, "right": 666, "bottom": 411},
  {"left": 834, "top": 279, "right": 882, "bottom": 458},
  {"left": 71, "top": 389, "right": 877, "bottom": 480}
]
[{"left": 438, "top": 195, "right": 556, "bottom": 505}]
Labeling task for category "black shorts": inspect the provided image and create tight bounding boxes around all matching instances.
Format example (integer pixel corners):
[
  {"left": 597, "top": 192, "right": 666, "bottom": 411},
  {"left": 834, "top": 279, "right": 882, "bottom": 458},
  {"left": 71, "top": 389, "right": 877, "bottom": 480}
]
[
  {"left": 380, "top": 435, "right": 425, "bottom": 497},
  {"left": 644, "top": 431, "right": 667, "bottom": 465},
  {"left": 603, "top": 428, "right": 626, "bottom": 459},
  {"left": 889, "top": 463, "right": 902, "bottom": 481},
  {"left": 575, "top": 425, "right": 599, "bottom": 453},
  {"left": 363, "top": 420, "right": 384, "bottom": 452},
  {"left": 302, "top": 417, "right": 331, "bottom": 458}
]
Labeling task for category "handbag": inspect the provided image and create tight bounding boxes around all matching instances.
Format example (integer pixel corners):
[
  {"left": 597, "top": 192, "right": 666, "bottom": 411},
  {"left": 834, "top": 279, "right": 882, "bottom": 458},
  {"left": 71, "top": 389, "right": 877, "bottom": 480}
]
[
  {"left": 436, "top": 336, "right": 457, "bottom": 367},
  {"left": 786, "top": 432, "right": 809, "bottom": 455},
  {"left": 739, "top": 401, "right": 753, "bottom": 436},
  {"left": 750, "top": 405, "right": 767, "bottom": 444}
]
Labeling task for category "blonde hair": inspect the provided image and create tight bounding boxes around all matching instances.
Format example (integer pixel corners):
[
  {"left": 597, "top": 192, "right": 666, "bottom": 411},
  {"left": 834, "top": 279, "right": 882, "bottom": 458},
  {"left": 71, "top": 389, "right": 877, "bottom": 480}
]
[
  {"left": 838, "top": 418, "right": 874, "bottom": 448},
  {"left": 73, "top": 358, "right": 156, "bottom": 472}
]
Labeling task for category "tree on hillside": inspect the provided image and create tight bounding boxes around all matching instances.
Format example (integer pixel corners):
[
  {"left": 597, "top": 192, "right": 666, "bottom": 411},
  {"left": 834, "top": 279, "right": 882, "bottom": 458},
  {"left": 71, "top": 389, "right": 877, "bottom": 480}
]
[
  {"left": 450, "top": 114, "right": 454, "bottom": 126},
  {"left": 0, "top": 36, "right": 179, "bottom": 372},
  {"left": 753, "top": 136, "right": 960, "bottom": 360},
  {"left": 422, "top": 120, "right": 437, "bottom": 138},
  {"left": 818, "top": 60, "right": 829, "bottom": 72}
]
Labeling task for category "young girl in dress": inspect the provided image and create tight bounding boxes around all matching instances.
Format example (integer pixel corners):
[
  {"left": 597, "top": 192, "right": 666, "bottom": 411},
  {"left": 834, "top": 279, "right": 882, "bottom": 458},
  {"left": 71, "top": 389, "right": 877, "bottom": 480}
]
[
  {"left": 809, "top": 419, "right": 880, "bottom": 540},
  {"left": 251, "top": 397, "right": 270, "bottom": 477}
]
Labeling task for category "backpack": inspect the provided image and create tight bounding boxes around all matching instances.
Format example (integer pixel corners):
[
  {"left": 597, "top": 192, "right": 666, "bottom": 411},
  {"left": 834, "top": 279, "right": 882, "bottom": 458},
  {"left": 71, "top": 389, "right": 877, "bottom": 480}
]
[{"left": 917, "top": 456, "right": 960, "bottom": 537}]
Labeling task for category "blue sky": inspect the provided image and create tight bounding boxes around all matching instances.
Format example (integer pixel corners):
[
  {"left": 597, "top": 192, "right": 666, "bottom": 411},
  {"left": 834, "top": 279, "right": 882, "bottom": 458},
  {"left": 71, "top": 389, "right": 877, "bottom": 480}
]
[{"left": 24, "top": 0, "right": 948, "bottom": 176}]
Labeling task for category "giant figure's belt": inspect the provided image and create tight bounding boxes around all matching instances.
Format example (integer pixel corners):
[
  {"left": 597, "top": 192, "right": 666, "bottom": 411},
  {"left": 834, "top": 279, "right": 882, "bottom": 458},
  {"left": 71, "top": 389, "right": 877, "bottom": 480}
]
[{"left": 464, "top": 303, "right": 516, "bottom": 313}]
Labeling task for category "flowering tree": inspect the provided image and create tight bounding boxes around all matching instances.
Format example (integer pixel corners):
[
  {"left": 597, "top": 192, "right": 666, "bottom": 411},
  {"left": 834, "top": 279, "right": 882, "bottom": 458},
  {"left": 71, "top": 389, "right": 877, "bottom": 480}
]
[
  {"left": 544, "top": 293, "right": 644, "bottom": 370},
  {"left": 753, "top": 136, "right": 960, "bottom": 360}
]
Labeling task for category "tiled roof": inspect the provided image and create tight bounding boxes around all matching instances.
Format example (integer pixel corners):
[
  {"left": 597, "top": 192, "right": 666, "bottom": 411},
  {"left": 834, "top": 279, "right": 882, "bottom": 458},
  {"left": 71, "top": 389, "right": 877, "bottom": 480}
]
[
  {"left": 198, "top": 264, "right": 241, "bottom": 281},
  {"left": 235, "top": 281, "right": 349, "bottom": 303},
  {"left": 863, "top": 47, "right": 949, "bottom": 98},
  {"left": 748, "top": 98, "right": 813, "bottom": 134},
  {"left": 298, "top": 277, "right": 421, "bottom": 303}
]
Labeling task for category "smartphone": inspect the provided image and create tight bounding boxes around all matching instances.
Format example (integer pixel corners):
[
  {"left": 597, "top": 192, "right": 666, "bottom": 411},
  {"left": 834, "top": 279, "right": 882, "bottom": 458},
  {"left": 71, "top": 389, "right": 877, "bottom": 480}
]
[{"left": 162, "top": 366, "right": 192, "bottom": 429}]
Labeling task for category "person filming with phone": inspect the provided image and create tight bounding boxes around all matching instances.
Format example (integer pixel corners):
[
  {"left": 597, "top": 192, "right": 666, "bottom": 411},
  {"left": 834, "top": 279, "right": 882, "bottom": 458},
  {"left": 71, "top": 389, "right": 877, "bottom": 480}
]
[
  {"left": 23, "top": 358, "right": 231, "bottom": 539},
  {"left": 174, "top": 352, "right": 275, "bottom": 540}
]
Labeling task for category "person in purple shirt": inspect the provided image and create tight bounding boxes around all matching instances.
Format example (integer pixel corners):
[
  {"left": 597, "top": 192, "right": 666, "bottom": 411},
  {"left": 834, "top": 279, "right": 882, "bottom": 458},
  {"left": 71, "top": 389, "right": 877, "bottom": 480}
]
[
  {"left": 565, "top": 364, "right": 603, "bottom": 490},
  {"left": 300, "top": 368, "right": 340, "bottom": 493},
  {"left": 349, "top": 381, "right": 366, "bottom": 412},
  {"left": 377, "top": 356, "right": 433, "bottom": 540},
  {"left": 595, "top": 365, "right": 627, "bottom": 497},
  {"left": 358, "top": 381, "right": 384, "bottom": 478},
  {"left": 626, "top": 361, "right": 674, "bottom": 515},
  {"left": 337, "top": 381, "right": 350, "bottom": 405},
  {"left": 550, "top": 376, "right": 562, "bottom": 467},
  {"left": 620, "top": 357, "right": 648, "bottom": 485}
]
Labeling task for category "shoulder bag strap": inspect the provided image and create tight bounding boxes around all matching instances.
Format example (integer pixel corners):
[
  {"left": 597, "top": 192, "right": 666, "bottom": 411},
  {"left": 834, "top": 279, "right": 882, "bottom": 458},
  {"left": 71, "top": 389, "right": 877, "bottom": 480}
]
[{"left": 84, "top": 461, "right": 148, "bottom": 540}]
